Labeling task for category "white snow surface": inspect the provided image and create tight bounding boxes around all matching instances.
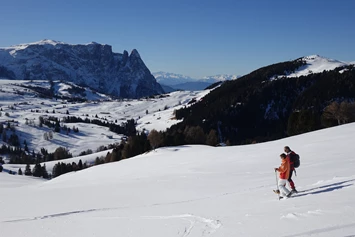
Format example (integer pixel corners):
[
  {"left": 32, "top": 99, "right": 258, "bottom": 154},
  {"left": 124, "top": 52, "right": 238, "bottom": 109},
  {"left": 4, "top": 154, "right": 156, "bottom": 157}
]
[
  {"left": 271, "top": 55, "right": 353, "bottom": 80},
  {"left": 2, "top": 39, "right": 66, "bottom": 50},
  {"left": 1, "top": 123, "right": 355, "bottom": 236},
  {"left": 0, "top": 79, "right": 208, "bottom": 158}
]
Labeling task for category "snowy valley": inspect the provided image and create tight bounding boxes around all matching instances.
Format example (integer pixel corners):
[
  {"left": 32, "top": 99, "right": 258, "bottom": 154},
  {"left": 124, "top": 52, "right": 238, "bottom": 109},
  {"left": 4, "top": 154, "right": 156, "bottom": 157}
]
[{"left": 0, "top": 78, "right": 209, "bottom": 172}]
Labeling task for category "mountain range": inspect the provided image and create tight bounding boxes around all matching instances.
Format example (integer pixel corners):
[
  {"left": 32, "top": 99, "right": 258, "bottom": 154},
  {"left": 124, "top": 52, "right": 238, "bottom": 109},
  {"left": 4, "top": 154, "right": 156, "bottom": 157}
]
[
  {"left": 0, "top": 39, "right": 164, "bottom": 98},
  {"left": 153, "top": 72, "right": 240, "bottom": 91}
]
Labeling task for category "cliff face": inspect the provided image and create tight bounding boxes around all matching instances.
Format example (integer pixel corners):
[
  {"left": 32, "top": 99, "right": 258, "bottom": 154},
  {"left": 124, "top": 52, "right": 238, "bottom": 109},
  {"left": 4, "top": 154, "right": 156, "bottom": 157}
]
[{"left": 0, "top": 40, "right": 164, "bottom": 98}]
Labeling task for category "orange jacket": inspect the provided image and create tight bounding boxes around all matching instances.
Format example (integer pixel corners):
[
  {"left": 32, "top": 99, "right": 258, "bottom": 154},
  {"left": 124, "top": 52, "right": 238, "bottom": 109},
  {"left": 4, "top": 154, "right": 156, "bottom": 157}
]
[{"left": 278, "top": 158, "right": 290, "bottom": 180}]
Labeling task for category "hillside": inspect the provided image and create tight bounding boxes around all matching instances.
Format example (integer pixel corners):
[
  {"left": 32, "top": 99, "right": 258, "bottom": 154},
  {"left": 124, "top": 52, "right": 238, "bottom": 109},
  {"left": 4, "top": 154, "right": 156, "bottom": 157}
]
[
  {"left": 1, "top": 123, "right": 355, "bottom": 236},
  {"left": 173, "top": 55, "right": 355, "bottom": 145},
  {"left": 271, "top": 55, "right": 352, "bottom": 79},
  {"left": 0, "top": 39, "right": 164, "bottom": 98}
]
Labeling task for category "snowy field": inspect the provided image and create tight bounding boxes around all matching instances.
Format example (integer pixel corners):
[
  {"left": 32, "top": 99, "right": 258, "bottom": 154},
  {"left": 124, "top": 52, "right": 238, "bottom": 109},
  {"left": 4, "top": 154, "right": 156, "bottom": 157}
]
[
  {"left": 0, "top": 79, "right": 209, "bottom": 157},
  {"left": 1, "top": 123, "right": 355, "bottom": 236}
]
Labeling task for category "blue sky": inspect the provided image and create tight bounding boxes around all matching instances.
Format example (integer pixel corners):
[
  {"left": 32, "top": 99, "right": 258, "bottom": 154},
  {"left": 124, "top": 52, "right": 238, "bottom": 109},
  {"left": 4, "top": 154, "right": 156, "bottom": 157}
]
[{"left": 1, "top": 0, "right": 354, "bottom": 78}]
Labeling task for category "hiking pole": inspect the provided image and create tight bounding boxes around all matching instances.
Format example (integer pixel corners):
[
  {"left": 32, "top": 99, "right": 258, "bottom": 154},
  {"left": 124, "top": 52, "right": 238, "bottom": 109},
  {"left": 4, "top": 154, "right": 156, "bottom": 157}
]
[{"left": 275, "top": 169, "right": 280, "bottom": 200}]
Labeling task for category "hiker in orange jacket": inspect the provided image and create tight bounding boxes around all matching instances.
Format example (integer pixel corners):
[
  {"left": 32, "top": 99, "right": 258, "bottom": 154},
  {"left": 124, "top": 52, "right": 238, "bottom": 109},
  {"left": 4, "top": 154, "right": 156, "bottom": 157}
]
[{"left": 274, "top": 153, "right": 292, "bottom": 198}]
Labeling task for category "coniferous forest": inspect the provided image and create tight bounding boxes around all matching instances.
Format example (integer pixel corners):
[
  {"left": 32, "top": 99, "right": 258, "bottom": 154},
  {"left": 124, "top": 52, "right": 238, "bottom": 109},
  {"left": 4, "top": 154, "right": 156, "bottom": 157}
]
[{"left": 163, "top": 63, "right": 355, "bottom": 146}]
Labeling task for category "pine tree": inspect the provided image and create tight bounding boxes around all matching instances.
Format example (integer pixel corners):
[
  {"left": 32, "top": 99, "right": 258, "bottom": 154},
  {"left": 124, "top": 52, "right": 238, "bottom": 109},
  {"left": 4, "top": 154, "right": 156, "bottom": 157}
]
[
  {"left": 110, "top": 148, "right": 122, "bottom": 162},
  {"left": 184, "top": 126, "right": 206, "bottom": 144},
  {"left": 54, "top": 120, "right": 60, "bottom": 133},
  {"left": 53, "top": 147, "right": 72, "bottom": 160},
  {"left": 147, "top": 129, "right": 164, "bottom": 150},
  {"left": 18, "top": 168, "right": 23, "bottom": 175},
  {"left": 2, "top": 130, "right": 7, "bottom": 142},
  {"left": 39, "top": 116, "right": 44, "bottom": 127},
  {"left": 32, "top": 163, "right": 42, "bottom": 177},
  {"left": 52, "top": 163, "right": 61, "bottom": 178},
  {"left": 78, "top": 159, "right": 83, "bottom": 170},
  {"left": 42, "top": 164, "right": 49, "bottom": 179},
  {"left": 95, "top": 157, "right": 103, "bottom": 165},
  {"left": 24, "top": 164, "right": 32, "bottom": 176},
  {"left": 24, "top": 140, "right": 29, "bottom": 152},
  {"left": 206, "top": 129, "right": 218, "bottom": 146}
]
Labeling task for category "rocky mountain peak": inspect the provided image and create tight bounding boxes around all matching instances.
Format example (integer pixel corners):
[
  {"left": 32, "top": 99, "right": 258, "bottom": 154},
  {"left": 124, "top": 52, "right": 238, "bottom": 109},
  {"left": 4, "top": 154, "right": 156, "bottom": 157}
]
[{"left": 0, "top": 40, "right": 164, "bottom": 98}]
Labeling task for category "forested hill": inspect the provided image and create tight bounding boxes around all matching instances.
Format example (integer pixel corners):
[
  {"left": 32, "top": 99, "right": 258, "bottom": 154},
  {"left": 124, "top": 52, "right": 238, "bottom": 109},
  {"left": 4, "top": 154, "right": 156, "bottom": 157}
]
[{"left": 169, "top": 57, "right": 355, "bottom": 145}]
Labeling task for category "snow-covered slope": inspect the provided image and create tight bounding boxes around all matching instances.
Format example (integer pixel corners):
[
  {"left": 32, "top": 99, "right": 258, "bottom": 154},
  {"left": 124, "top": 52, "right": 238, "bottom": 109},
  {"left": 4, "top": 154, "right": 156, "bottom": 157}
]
[
  {"left": 1, "top": 123, "right": 355, "bottom": 236},
  {"left": 0, "top": 39, "right": 164, "bottom": 98},
  {"left": 0, "top": 79, "right": 209, "bottom": 157},
  {"left": 272, "top": 55, "right": 353, "bottom": 80}
]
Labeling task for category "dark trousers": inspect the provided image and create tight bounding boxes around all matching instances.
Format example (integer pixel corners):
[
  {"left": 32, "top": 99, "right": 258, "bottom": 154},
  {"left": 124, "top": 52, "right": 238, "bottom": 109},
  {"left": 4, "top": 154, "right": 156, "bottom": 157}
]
[{"left": 288, "top": 168, "right": 295, "bottom": 189}]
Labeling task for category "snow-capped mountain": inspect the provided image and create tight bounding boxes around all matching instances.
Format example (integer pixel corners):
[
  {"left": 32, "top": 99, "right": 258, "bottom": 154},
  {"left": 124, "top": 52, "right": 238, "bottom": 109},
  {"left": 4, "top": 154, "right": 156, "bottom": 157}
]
[
  {"left": 153, "top": 72, "right": 240, "bottom": 91},
  {"left": 0, "top": 39, "right": 164, "bottom": 98},
  {"left": 271, "top": 55, "right": 354, "bottom": 80},
  {"left": 153, "top": 72, "right": 195, "bottom": 86}
]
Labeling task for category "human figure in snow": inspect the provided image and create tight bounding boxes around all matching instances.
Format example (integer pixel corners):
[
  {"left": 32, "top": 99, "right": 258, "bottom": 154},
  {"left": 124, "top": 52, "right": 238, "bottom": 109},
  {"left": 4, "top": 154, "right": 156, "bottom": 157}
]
[
  {"left": 284, "top": 146, "right": 298, "bottom": 193},
  {"left": 274, "top": 153, "right": 292, "bottom": 198}
]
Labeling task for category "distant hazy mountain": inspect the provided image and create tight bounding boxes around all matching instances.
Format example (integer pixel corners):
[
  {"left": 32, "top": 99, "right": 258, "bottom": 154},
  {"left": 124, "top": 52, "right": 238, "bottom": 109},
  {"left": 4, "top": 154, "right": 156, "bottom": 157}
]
[
  {"left": 153, "top": 72, "right": 195, "bottom": 86},
  {"left": 0, "top": 39, "right": 164, "bottom": 98},
  {"left": 153, "top": 72, "right": 240, "bottom": 91}
]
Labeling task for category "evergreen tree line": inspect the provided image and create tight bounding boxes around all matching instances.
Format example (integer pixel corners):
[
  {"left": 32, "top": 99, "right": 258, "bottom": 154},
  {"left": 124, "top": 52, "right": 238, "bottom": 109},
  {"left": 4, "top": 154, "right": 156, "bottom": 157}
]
[
  {"left": 93, "top": 132, "right": 150, "bottom": 166},
  {"left": 52, "top": 159, "right": 87, "bottom": 178},
  {"left": 20, "top": 163, "right": 49, "bottom": 178},
  {"left": 145, "top": 127, "right": 220, "bottom": 149},
  {"left": 63, "top": 116, "right": 136, "bottom": 136},
  {"left": 50, "top": 132, "right": 150, "bottom": 178},
  {"left": 170, "top": 64, "right": 355, "bottom": 145},
  {"left": 39, "top": 116, "right": 79, "bottom": 134}
]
